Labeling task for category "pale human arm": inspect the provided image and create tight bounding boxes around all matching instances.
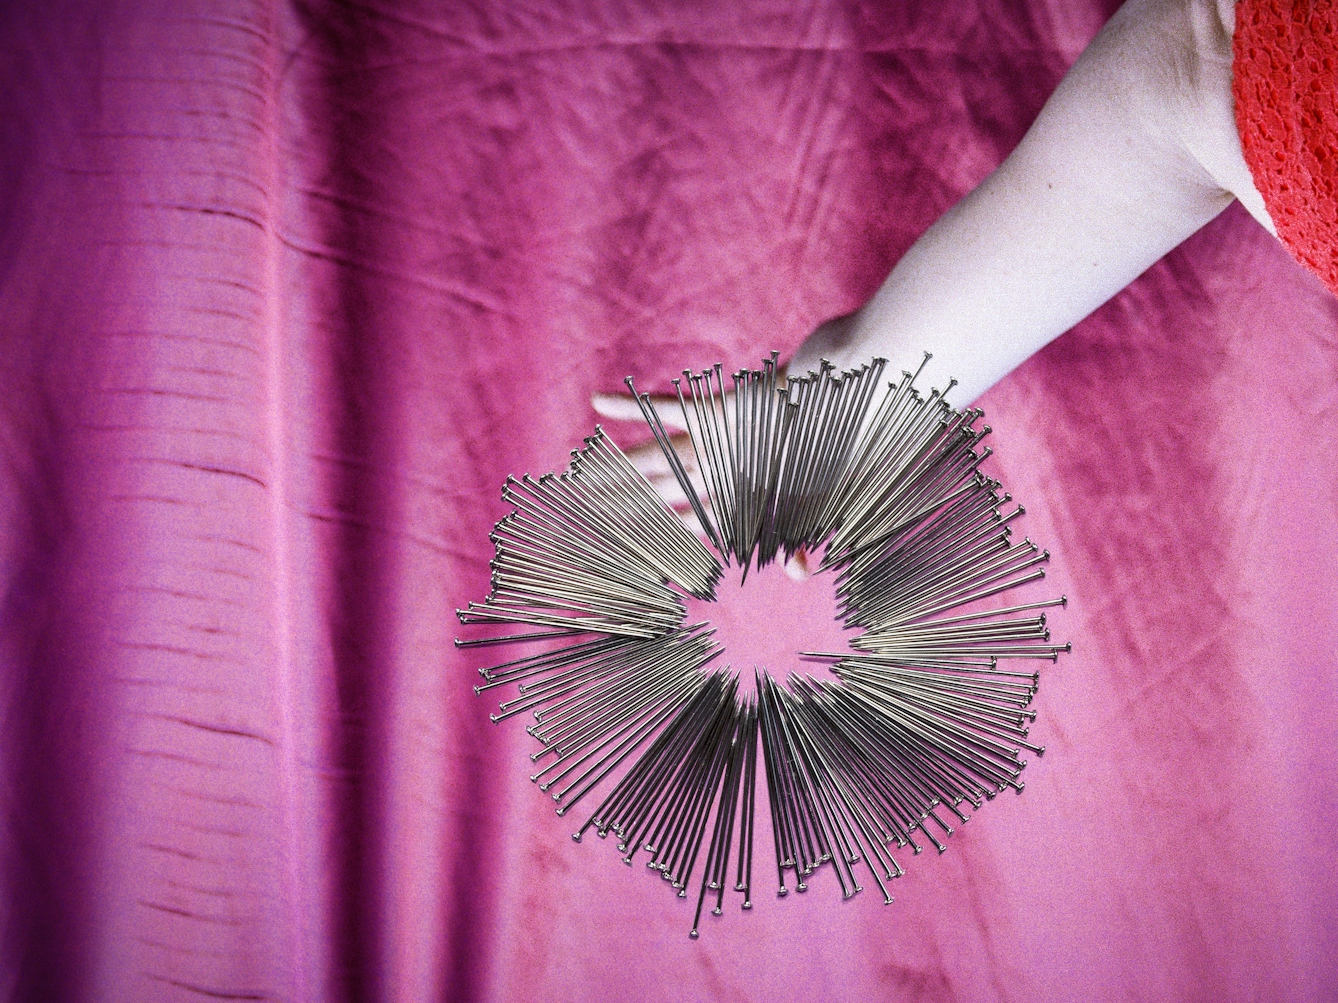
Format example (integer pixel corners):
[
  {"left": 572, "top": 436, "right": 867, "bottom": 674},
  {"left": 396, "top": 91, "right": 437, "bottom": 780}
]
[
  {"left": 787, "top": 0, "right": 1273, "bottom": 403},
  {"left": 593, "top": 0, "right": 1274, "bottom": 564}
]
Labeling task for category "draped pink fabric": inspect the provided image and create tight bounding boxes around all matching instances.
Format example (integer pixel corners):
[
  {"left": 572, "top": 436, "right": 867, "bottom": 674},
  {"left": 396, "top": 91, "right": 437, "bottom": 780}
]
[{"left": 2, "top": 1, "right": 1336, "bottom": 1000}]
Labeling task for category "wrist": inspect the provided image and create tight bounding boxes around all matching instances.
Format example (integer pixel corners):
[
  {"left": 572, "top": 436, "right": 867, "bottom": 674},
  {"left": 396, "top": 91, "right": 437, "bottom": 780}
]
[{"left": 788, "top": 311, "right": 859, "bottom": 377}]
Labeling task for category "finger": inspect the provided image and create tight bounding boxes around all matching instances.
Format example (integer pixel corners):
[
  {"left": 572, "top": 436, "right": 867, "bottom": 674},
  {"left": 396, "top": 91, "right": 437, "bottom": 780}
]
[
  {"left": 591, "top": 391, "right": 690, "bottom": 433},
  {"left": 590, "top": 392, "right": 648, "bottom": 424},
  {"left": 784, "top": 547, "right": 814, "bottom": 581},
  {"left": 614, "top": 430, "right": 699, "bottom": 482},
  {"left": 631, "top": 471, "right": 713, "bottom": 544},
  {"left": 646, "top": 470, "right": 693, "bottom": 510},
  {"left": 645, "top": 455, "right": 712, "bottom": 508},
  {"left": 679, "top": 507, "right": 711, "bottom": 546}
]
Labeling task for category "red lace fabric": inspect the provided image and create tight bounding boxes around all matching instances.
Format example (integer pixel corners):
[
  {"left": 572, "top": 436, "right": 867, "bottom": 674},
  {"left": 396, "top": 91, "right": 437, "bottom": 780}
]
[{"left": 1234, "top": 0, "right": 1338, "bottom": 294}]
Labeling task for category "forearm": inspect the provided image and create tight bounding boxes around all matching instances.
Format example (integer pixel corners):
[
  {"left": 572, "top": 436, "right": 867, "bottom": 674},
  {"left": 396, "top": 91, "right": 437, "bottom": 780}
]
[{"left": 791, "top": 0, "right": 1269, "bottom": 403}]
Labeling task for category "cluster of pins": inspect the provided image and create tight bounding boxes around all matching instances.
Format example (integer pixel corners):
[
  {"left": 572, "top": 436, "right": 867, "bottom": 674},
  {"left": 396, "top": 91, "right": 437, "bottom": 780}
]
[
  {"left": 459, "top": 353, "right": 1068, "bottom": 938},
  {"left": 457, "top": 431, "right": 721, "bottom": 638},
  {"left": 572, "top": 673, "right": 760, "bottom": 938}
]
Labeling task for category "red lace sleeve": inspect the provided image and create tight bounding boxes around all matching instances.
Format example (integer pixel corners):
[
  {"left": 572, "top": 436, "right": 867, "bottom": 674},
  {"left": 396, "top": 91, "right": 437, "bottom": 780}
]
[{"left": 1233, "top": 0, "right": 1338, "bottom": 295}]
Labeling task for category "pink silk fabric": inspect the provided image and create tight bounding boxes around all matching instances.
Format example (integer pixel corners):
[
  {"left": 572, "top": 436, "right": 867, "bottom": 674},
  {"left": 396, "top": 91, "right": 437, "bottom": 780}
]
[{"left": 2, "top": 1, "right": 1336, "bottom": 1000}]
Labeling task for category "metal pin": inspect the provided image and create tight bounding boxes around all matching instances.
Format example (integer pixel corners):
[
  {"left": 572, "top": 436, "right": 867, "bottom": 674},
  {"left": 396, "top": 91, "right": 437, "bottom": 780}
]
[{"left": 459, "top": 351, "right": 1068, "bottom": 938}]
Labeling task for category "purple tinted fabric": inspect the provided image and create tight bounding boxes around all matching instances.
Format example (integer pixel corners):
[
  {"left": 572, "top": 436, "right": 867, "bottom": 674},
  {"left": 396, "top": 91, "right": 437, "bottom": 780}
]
[{"left": 1, "top": 1, "right": 1335, "bottom": 1000}]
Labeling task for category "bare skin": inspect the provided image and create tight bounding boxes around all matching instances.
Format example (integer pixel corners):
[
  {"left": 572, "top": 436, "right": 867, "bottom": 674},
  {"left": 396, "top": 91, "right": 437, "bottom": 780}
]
[
  {"left": 593, "top": 0, "right": 1278, "bottom": 567},
  {"left": 786, "top": 0, "right": 1271, "bottom": 400}
]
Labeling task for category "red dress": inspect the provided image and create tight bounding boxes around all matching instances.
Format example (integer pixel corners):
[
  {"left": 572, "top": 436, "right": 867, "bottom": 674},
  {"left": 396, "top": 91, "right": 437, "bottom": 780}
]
[{"left": 1234, "top": 0, "right": 1338, "bottom": 294}]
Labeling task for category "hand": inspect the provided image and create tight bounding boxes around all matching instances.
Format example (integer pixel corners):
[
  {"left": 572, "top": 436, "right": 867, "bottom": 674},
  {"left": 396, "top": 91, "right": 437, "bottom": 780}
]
[
  {"left": 588, "top": 388, "right": 705, "bottom": 521},
  {"left": 592, "top": 370, "right": 819, "bottom": 580},
  {"left": 784, "top": 313, "right": 857, "bottom": 383}
]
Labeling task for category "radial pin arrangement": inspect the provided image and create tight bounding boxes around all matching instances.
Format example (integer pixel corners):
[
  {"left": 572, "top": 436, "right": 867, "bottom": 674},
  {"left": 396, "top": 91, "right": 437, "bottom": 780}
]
[{"left": 458, "top": 353, "right": 1068, "bottom": 938}]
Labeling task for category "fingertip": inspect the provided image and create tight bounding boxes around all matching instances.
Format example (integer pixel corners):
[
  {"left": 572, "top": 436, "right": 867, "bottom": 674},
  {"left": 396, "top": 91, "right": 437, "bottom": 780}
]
[
  {"left": 591, "top": 392, "right": 641, "bottom": 421},
  {"left": 784, "top": 547, "right": 814, "bottom": 580}
]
